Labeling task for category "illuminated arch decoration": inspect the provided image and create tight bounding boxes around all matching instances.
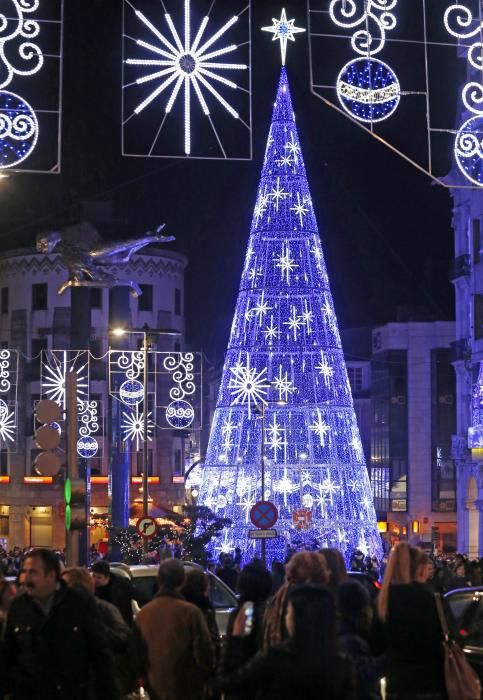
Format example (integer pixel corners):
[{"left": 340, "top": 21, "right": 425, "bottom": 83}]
[
  {"left": 196, "top": 67, "right": 383, "bottom": 566},
  {"left": 0, "top": 0, "right": 63, "bottom": 172},
  {"left": 0, "top": 350, "right": 18, "bottom": 449},
  {"left": 444, "top": 4, "right": 483, "bottom": 187},
  {"left": 327, "top": 0, "right": 400, "bottom": 123},
  {"left": 122, "top": 0, "right": 251, "bottom": 160}
]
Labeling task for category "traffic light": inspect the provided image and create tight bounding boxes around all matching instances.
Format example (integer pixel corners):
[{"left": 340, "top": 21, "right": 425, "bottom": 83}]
[
  {"left": 64, "top": 477, "right": 87, "bottom": 531},
  {"left": 34, "top": 399, "right": 62, "bottom": 477}
]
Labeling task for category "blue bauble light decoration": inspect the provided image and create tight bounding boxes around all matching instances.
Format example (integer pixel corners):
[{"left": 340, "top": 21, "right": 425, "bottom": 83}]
[
  {"left": 454, "top": 115, "right": 483, "bottom": 187},
  {"left": 76, "top": 436, "right": 99, "bottom": 459},
  {"left": 166, "top": 399, "right": 195, "bottom": 429},
  {"left": 197, "top": 66, "right": 383, "bottom": 567},
  {"left": 0, "top": 91, "right": 39, "bottom": 168},
  {"left": 119, "top": 379, "right": 144, "bottom": 406},
  {"left": 337, "top": 58, "right": 400, "bottom": 123}
]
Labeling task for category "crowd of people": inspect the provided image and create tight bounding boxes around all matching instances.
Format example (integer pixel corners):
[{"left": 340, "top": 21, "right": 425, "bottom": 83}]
[{"left": 0, "top": 543, "right": 480, "bottom": 699}]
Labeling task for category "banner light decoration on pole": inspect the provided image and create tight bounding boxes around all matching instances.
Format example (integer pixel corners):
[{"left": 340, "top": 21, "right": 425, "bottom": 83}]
[
  {"left": 0, "top": 0, "right": 63, "bottom": 173},
  {"left": 122, "top": 0, "right": 252, "bottom": 160},
  {"left": 444, "top": 3, "right": 483, "bottom": 187},
  {"left": 327, "top": 0, "right": 400, "bottom": 123},
  {"left": 162, "top": 353, "right": 196, "bottom": 428},
  {"left": 41, "top": 350, "right": 89, "bottom": 410},
  {"left": 0, "top": 350, "right": 18, "bottom": 449},
  {"left": 109, "top": 350, "right": 202, "bottom": 434},
  {"left": 77, "top": 399, "right": 102, "bottom": 460}
]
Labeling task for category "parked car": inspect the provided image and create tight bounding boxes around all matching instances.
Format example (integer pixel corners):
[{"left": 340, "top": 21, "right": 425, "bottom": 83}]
[
  {"left": 110, "top": 562, "right": 237, "bottom": 636},
  {"left": 444, "top": 586, "right": 483, "bottom": 681}
]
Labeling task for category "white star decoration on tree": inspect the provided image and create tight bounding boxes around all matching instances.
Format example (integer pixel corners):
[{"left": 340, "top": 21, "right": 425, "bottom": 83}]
[
  {"left": 283, "top": 306, "right": 304, "bottom": 341},
  {"left": 275, "top": 241, "right": 298, "bottom": 283},
  {"left": 290, "top": 192, "right": 308, "bottom": 226},
  {"left": 265, "top": 414, "right": 287, "bottom": 462},
  {"left": 309, "top": 411, "right": 331, "bottom": 447},
  {"left": 261, "top": 8, "right": 306, "bottom": 66},
  {"left": 228, "top": 355, "right": 270, "bottom": 417},
  {"left": 273, "top": 469, "right": 297, "bottom": 505},
  {"left": 284, "top": 131, "right": 301, "bottom": 161},
  {"left": 315, "top": 351, "right": 334, "bottom": 387},
  {"left": 127, "top": 0, "right": 248, "bottom": 155},
  {"left": 251, "top": 291, "right": 273, "bottom": 323},
  {"left": 269, "top": 177, "right": 290, "bottom": 211},
  {"left": 273, "top": 365, "right": 296, "bottom": 401},
  {"left": 264, "top": 316, "right": 281, "bottom": 343}
]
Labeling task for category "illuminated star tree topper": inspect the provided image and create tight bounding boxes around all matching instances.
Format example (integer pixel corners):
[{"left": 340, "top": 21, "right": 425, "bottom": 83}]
[{"left": 262, "top": 8, "right": 305, "bottom": 66}]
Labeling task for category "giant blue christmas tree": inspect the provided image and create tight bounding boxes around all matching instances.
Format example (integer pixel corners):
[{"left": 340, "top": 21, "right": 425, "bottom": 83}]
[{"left": 198, "top": 22, "right": 382, "bottom": 565}]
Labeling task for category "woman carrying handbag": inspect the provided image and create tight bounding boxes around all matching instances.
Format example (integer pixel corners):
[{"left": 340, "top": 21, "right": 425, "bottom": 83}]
[{"left": 434, "top": 592, "right": 481, "bottom": 700}]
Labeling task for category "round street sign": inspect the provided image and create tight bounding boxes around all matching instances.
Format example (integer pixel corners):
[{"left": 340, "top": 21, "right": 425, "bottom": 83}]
[
  {"left": 250, "top": 501, "right": 278, "bottom": 530},
  {"left": 135, "top": 516, "right": 157, "bottom": 539}
]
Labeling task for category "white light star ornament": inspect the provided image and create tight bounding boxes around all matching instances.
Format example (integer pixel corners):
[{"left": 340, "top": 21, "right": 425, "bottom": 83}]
[{"left": 262, "top": 9, "right": 305, "bottom": 66}]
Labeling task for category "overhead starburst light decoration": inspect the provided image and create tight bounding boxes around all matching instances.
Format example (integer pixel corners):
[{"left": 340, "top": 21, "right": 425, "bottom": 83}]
[
  {"left": 444, "top": 3, "right": 483, "bottom": 187},
  {"left": 121, "top": 406, "right": 154, "bottom": 451},
  {"left": 261, "top": 8, "right": 305, "bottom": 66},
  {"left": 327, "top": 0, "right": 400, "bottom": 123},
  {"left": 0, "top": 1, "right": 63, "bottom": 172},
  {"left": 123, "top": 0, "right": 251, "bottom": 159},
  {"left": 41, "top": 351, "right": 89, "bottom": 410},
  {"left": 0, "top": 350, "right": 18, "bottom": 448},
  {"left": 197, "top": 21, "right": 382, "bottom": 566}
]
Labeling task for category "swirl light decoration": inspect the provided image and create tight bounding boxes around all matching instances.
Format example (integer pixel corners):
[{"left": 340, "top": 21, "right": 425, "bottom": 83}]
[
  {"left": 163, "top": 352, "right": 196, "bottom": 429},
  {"left": 0, "top": 0, "right": 44, "bottom": 168},
  {"left": 196, "top": 67, "right": 383, "bottom": 566},
  {"left": 0, "top": 349, "right": 18, "bottom": 446},
  {"left": 328, "top": 0, "right": 400, "bottom": 123},
  {"left": 444, "top": 3, "right": 483, "bottom": 186},
  {"left": 77, "top": 400, "right": 101, "bottom": 459}
]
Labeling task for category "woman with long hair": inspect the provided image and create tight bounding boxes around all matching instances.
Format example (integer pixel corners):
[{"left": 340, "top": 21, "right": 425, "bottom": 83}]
[
  {"left": 263, "top": 550, "right": 329, "bottom": 648},
  {"left": 378, "top": 543, "right": 445, "bottom": 700},
  {"left": 218, "top": 583, "right": 354, "bottom": 700}
]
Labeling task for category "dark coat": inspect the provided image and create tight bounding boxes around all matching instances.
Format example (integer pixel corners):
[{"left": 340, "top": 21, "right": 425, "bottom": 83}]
[
  {"left": 218, "top": 637, "right": 355, "bottom": 700},
  {"left": 384, "top": 582, "right": 445, "bottom": 695},
  {"left": 0, "top": 582, "right": 120, "bottom": 700},
  {"left": 95, "top": 572, "right": 135, "bottom": 626},
  {"left": 338, "top": 623, "right": 385, "bottom": 700}
]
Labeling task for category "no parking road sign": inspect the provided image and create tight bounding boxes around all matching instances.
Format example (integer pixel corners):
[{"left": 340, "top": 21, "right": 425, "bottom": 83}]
[
  {"left": 250, "top": 501, "right": 278, "bottom": 530},
  {"left": 136, "top": 516, "right": 157, "bottom": 539}
]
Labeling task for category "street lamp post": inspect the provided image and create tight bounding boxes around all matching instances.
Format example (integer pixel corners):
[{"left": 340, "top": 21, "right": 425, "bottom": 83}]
[{"left": 110, "top": 324, "right": 181, "bottom": 557}]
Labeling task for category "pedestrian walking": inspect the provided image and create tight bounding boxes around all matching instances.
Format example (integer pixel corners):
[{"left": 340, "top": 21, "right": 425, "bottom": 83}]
[
  {"left": 124, "top": 558, "right": 214, "bottom": 700},
  {"left": 92, "top": 559, "right": 136, "bottom": 625},
  {"left": 218, "top": 583, "right": 354, "bottom": 700},
  {"left": 378, "top": 542, "right": 446, "bottom": 700},
  {"left": 337, "top": 580, "right": 385, "bottom": 700},
  {"left": 263, "top": 550, "right": 329, "bottom": 648},
  {"left": 0, "top": 548, "right": 119, "bottom": 700}
]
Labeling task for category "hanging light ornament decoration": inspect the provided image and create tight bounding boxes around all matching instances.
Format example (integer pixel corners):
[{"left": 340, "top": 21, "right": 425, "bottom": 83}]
[
  {"left": 444, "top": 3, "right": 483, "bottom": 187},
  {"left": 197, "top": 9, "right": 382, "bottom": 565},
  {"left": 328, "top": 0, "right": 400, "bottom": 123}
]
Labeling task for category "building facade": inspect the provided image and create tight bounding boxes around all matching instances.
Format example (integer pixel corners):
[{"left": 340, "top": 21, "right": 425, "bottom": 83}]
[
  {"left": 0, "top": 236, "right": 188, "bottom": 550},
  {"left": 368, "top": 322, "right": 456, "bottom": 552}
]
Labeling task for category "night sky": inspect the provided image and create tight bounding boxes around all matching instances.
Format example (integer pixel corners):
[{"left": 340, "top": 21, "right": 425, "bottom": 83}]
[{"left": 0, "top": 0, "right": 456, "bottom": 361}]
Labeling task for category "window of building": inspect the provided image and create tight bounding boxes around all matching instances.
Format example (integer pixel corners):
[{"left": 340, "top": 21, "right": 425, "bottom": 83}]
[
  {"left": 475, "top": 295, "right": 483, "bottom": 340},
  {"left": 90, "top": 288, "right": 102, "bottom": 309},
  {"left": 1, "top": 288, "right": 8, "bottom": 315},
  {"left": 174, "top": 288, "right": 182, "bottom": 316},
  {"left": 138, "top": 284, "right": 153, "bottom": 312},
  {"left": 473, "top": 219, "right": 481, "bottom": 264},
  {"left": 0, "top": 449, "right": 8, "bottom": 476},
  {"left": 347, "top": 367, "right": 363, "bottom": 393},
  {"left": 32, "top": 283, "right": 48, "bottom": 311}
]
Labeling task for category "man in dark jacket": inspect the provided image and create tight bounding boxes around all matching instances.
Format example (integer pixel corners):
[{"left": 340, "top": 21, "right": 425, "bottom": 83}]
[
  {"left": 92, "top": 559, "right": 135, "bottom": 625},
  {"left": 0, "top": 547, "right": 120, "bottom": 700}
]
